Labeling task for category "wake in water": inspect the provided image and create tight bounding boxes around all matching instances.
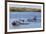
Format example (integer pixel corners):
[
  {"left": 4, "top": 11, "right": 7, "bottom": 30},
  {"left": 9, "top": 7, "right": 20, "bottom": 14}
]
[{"left": 11, "top": 16, "right": 41, "bottom": 26}]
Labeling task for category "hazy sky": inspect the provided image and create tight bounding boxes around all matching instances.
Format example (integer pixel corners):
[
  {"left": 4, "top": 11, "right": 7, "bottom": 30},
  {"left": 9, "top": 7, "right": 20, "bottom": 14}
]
[{"left": 9, "top": 4, "right": 41, "bottom": 9}]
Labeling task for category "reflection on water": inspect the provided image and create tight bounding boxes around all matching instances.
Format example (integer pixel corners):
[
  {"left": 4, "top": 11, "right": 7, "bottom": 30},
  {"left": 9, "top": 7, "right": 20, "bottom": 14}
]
[{"left": 9, "top": 12, "right": 41, "bottom": 29}]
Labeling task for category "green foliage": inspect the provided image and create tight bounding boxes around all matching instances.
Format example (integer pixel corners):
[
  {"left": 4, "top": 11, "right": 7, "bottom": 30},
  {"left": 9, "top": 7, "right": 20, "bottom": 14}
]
[{"left": 10, "top": 7, "right": 41, "bottom": 12}]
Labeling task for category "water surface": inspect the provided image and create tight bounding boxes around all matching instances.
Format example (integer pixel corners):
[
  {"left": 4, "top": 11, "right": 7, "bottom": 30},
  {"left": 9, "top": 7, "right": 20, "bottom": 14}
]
[{"left": 9, "top": 12, "right": 41, "bottom": 29}]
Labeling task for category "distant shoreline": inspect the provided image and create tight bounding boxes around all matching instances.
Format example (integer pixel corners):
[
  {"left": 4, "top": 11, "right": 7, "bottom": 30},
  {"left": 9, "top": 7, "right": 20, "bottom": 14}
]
[
  {"left": 10, "top": 11, "right": 41, "bottom": 12},
  {"left": 10, "top": 7, "right": 41, "bottom": 12}
]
